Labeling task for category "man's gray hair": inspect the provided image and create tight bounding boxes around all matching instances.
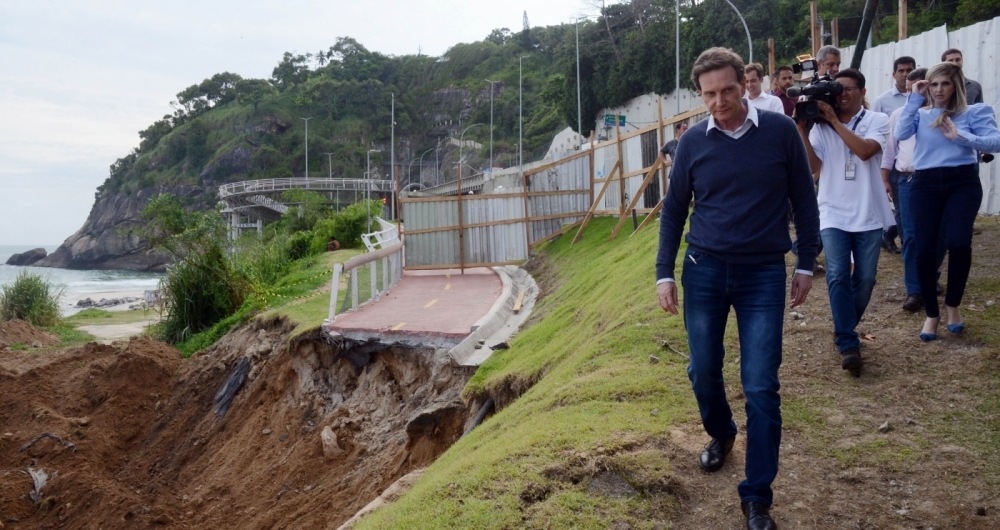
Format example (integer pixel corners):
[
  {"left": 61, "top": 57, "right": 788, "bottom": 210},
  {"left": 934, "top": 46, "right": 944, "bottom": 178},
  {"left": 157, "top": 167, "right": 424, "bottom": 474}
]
[{"left": 816, "top": 45, "right": 841, "bottom": 62}]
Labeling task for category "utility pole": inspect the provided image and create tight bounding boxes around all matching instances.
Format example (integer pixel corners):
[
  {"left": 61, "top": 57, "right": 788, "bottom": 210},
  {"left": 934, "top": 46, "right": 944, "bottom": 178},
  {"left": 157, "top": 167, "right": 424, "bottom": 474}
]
[
  {"left": 675, "top": 0, "right": 680, "bottom": 114},
  {"left": 300, "top": 117, "right": 312, "bottom": 179},
  {"left": 899, "top": 0, "right": 907, "bottom": 40},
  {"left": 768, "top": 38, "right": 775, "bottom": 78},
  {"left": 832, "top": 18, "right": 840, "bottom": 47},
  {"left": 519, "top": 55, "right": 528, "bottom": 179},
  {"left": 810, "top": 2, "right": 819, "bottom": 57},
  {"left": 575, "top": 17, "right": 584, "bottom": 148},
  {"left": 485, "top": 79, "right": 496, "bottom": 171},
  {"left": 325, "top": 152, "right": 334, "bottom": 178},
  {"left": 366, "top": 149, "right": 380, "bottom": 233},
  {"left": 390, "top": 93, "right": 396, "bottom": 220}
]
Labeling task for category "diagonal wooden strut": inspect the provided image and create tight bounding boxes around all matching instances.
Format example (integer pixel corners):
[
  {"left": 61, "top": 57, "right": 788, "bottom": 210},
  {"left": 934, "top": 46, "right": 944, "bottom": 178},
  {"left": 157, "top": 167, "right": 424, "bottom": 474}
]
[
  {"left": 572, "top": 160, "right": 622, "bottom": 245},
  {"left": 609, "top": 158, "right": 664, "bottom": 240}
]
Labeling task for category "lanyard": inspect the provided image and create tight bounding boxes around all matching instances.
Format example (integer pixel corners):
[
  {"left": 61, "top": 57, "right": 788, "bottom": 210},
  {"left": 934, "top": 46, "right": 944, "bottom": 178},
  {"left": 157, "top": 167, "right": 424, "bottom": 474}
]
[{"left": 845, "top": 109, "right": 866, "bottom": 164}]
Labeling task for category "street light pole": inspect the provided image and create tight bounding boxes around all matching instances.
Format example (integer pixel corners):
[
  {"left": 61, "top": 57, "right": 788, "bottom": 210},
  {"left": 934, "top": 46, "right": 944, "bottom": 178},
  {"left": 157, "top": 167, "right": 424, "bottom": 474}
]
[
  {"left": 367, "top": 148, "right": 380, "bottom": 233},
  {"left": 300, "top": 117, "right": 312, "bottom": 179},
  {"left": 485, "top": 79, "right": 496, "bottom": 171},
  {"left": 409, "top": 147, "right": 435, "bottom": 187},
  {"left": 325, "top": 152, "right": 334, "bottom": 178},
  {"left": 576, "top": 17, "right": 583, "bottom": 148},
  {"left": 519, "top": 55, "right": 528, "bottom": 179},
  {"left": 676, "top": 0, "right": 680, "bottom": 115},
  {"left": 723, "top": 0, "right": 753, "bottom": 63},
  {"left": 457, "top": 123, "right": 484, "bottom": 186},
  {"left": 390, "top": 93, "right": 396, "bottom": 220}
]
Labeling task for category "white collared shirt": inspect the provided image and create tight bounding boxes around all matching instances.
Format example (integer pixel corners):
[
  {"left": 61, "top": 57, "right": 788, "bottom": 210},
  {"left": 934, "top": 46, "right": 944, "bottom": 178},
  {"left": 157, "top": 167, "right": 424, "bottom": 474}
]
[
  {"left": 706, "top": 100, "right": 758, "bottom": 139},
  {"left": 873, "top": 84, "right": 907, "bottom": 115},
  {"left": 747, "top": 91, "right": 786, "bottom": 115},
  {"left": 808, "top": 107, "right": 895, "bottom": 232},
  {"left": 883, "top": 105, "right": 916, "bottom": 173}
]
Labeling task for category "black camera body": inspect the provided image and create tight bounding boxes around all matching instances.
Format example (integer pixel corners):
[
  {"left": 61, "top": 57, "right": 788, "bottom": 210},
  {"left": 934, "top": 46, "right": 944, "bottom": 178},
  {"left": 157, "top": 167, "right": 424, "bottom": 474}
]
[{"left": 788, "top": 75, "right": 843, "bottom": 125}]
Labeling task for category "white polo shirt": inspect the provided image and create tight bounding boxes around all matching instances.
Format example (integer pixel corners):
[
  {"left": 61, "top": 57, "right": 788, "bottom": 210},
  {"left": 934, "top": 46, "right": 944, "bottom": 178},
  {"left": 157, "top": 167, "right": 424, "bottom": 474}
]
[
  {"left": 808, "top": 108, "right": 895, "bottom": 232},
  {"left": 747, "top": 91, "right": 785, "bottom": 114}
]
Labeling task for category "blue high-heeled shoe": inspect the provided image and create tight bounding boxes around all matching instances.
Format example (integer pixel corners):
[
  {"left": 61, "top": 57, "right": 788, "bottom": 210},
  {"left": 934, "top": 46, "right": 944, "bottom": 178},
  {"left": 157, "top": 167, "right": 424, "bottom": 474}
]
[
  {"left": 920, "top": 332, "right": 937, "bottom": 342},
  {"left": 947, "top": 322, "right": 965, "bottom": 334}
]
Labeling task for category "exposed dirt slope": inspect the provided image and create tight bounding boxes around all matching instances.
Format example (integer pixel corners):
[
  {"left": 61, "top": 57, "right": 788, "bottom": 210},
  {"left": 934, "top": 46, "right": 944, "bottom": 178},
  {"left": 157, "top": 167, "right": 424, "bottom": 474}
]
[{"left": 0, "top": 318, "right": 471, "bottom": 529}]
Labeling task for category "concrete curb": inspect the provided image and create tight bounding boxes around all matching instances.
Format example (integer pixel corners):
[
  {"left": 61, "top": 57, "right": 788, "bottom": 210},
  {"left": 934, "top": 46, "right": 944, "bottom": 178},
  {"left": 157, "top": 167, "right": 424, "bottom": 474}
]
[{"left": 448, "top": 267, "right": 516, "bottom": 366}]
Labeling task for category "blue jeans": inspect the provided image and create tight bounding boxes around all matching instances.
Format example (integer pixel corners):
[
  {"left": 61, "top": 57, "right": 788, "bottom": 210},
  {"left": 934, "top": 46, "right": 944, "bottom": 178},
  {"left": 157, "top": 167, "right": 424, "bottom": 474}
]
[
  {"left": 909, "top": 165, "right": 983, "bottom": 318},
  {"left": 681, "top": 248, "right": 785, "bottom": 507},
  {"left": 820, "top": 228, "right": 882, "bottom": 352},
  {"left": 884, "top": 169, "right": 902, "bottom": 242}
]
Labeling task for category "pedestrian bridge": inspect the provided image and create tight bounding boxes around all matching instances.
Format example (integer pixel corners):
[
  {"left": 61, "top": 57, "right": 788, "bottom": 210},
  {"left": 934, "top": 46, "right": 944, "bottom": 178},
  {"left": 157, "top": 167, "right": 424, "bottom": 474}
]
[{"left": 219, "top": 177, "right": 395, "bottom": 236}]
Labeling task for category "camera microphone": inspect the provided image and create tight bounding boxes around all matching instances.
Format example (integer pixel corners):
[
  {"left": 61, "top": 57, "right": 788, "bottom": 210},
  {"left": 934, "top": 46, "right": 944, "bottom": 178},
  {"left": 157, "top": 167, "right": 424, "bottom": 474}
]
[{"left": 786, "top": 87, "right": 803, "bottom": 98}]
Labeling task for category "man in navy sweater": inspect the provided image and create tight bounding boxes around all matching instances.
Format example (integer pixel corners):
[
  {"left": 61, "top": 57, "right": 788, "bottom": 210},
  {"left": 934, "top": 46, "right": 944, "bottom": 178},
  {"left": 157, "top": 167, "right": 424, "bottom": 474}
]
[{"left": 656, "top": 47, "right": 820, "bottom": 530}]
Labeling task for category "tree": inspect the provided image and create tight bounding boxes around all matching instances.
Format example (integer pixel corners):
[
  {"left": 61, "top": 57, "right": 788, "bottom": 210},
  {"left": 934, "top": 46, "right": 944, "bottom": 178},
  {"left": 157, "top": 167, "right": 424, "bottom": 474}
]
[
  {"left": 271, "top": 52, "right": 311, "bottom": 89},
  {"left": 486, "top": 28, "right": 513, "bottom": 46},
  {"left": 234, "top": 78, "right": 277, "bottom": 113}
]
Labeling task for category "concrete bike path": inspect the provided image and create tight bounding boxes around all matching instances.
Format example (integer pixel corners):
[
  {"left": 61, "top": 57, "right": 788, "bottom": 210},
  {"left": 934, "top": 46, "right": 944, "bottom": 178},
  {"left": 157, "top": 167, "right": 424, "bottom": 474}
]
[{"left": 325, "top": 268, "right": 503, "bottom": 344}]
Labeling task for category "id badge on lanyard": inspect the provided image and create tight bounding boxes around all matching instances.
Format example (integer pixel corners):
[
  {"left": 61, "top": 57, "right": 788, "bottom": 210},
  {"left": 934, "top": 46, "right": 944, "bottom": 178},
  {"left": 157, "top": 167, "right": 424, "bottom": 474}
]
[{"left": 845, "top": 110, "right": 865, "bottom": 181}]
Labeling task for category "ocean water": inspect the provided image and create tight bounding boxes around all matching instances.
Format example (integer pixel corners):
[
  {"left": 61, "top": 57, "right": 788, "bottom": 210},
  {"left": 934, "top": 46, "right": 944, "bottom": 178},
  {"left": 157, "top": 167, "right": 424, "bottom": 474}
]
[{"left": 0, "top": 245, "right": 163, "bottom": 316}]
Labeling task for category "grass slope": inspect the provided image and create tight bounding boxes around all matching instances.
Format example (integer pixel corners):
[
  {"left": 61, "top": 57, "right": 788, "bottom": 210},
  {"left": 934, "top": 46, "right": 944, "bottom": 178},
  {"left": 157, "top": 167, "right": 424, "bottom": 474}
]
[{"left": 358, "top": 217, "right": 695, "bottom": 528}]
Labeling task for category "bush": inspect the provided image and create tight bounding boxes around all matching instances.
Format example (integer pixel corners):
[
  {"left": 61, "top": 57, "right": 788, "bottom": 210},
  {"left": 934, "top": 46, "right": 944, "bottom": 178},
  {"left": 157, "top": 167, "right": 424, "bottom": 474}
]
[
  {"left": 310, "top": 199, "right": 381, "bottom": 253},
  {"left": 285, "top": 230, "right": 315, "bottom": 261},
  {"left": 0, "top": 271, "right": 63, "bottom": 327},
  {"left": 158, "top": 244, "right": 248, "bottom": 344}
]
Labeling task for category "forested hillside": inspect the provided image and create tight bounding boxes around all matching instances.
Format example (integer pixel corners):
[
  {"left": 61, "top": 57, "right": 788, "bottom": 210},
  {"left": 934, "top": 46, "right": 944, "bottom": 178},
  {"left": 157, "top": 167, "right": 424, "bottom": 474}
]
[{"left": 42, "top": 0, "right": 998, "bottom": 271}]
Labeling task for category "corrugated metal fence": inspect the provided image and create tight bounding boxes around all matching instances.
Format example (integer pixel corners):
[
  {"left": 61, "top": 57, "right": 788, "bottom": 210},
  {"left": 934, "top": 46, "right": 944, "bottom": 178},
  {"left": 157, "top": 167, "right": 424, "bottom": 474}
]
[
  {"left": 400, "top": 104, "right": 710, "bottom": 269},
  {"left": 841, "top": 17, "right": 1000, "bottom": 214}
]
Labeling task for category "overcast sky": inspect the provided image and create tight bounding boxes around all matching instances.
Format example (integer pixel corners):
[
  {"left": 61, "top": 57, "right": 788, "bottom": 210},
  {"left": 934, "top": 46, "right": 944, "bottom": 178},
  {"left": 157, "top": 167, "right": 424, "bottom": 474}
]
[{"left": 0, "top": 0, "right": 599, "bottom": 246}]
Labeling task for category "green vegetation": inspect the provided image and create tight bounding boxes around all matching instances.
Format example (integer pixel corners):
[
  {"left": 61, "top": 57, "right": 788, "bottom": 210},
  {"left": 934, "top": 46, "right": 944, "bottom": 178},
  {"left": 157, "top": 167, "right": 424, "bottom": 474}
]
[
  {"left": 0, "top": 270, "right": 63, "bottom": 327},
  {"left": 357, "top": 217, "right": 694, "bottom": 529},
  {"left": 66, "top": 308, "right": 157, "bottom": 327}
]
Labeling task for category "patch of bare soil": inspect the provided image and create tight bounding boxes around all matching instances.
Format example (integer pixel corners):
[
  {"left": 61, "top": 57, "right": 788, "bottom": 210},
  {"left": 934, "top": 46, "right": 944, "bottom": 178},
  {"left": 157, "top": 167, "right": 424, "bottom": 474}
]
[
  {"left": 0, "top": 320, "right": 57, "bottom": 351},
  {"left": 664, "top": 218, "right": 1000, "bottom": 529},
  {"left": 0, "top": 317, "right": 471, "bottom": 529}
]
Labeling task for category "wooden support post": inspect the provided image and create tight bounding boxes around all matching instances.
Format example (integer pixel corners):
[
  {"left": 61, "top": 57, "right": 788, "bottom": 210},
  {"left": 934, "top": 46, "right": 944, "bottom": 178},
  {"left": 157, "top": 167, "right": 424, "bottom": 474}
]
[
  {"left": 615, "top": 117, "right": 625, "bottom": 218},
  {"left": 810, "top": 2, "right": 819, "bottom": 57},
  {"left": 768, "top": 38, "right": 776, "bottom": 78},
  {"left": 831, "top": 18, "right": 839, "bottom": 47},
  {"left": 657, "top": 96, "right": 666, "bottom": 194},
  {"left": 457, "top": 158, "right": 465, "bottom": 273},
  {"left": 898, "top": 0, "right": 907, "bottom": 40},
  {"left": 572, "top": 160, "right": 621, "bottom": 245},
  {"left": 522, "top": 171, "right": 532, "bottom": 256},
  {"left": 588, "top": 130, "right": 596, "bottom": 208},
  {"left": 609, "top": 158, "right": 663, "bottom": 240},
  {"left": 632, "top": 197, "right": 663, "bottom": 236}
]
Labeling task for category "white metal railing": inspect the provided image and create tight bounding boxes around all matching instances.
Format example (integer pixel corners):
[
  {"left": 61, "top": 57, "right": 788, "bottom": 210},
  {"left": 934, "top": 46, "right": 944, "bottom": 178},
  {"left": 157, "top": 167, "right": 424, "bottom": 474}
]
[
  {"left": 326, "top": 238, "right": 405, "bottom": 322},
  {"left": 246, "top": 194, "right": 289, "bottom": 214},
  {"left": 219, "top": 178, "right": 395, "bottom": 198},
  {"left": 361, "top": 218, "right": 400, "bottom": 252}
]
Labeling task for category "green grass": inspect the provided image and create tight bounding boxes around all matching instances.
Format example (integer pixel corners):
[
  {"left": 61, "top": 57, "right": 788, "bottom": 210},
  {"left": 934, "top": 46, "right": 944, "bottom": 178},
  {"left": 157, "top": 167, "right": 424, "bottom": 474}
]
[
  {"left": 66, "top": 308, "right": 160, "bottom": 326},
  {"left": 358, "top": 217, "right": 694, "bottom": 529},
  {"left": 262, "top": 248, "right": 363, "bottom": 338}
]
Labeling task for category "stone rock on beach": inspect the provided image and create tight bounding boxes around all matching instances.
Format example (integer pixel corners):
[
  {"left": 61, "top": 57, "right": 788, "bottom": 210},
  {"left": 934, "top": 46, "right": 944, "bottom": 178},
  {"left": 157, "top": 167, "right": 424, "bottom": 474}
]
[{"left": 5, "top": 248, "right": 47, "bottom": 266}]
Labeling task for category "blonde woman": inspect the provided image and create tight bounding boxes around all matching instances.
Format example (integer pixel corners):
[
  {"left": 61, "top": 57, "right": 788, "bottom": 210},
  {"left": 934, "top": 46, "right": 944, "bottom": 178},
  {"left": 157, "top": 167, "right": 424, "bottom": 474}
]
[{"left": 895, "top": 62, "right": 1000, "bottom": 340}]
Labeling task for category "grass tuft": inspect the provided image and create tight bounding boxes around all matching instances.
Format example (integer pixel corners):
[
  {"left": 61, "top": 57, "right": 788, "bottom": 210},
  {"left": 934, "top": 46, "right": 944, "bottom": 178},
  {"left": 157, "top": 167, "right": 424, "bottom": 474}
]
[{"left": 0, "top": 270, "right": 63, "bottom": 327}]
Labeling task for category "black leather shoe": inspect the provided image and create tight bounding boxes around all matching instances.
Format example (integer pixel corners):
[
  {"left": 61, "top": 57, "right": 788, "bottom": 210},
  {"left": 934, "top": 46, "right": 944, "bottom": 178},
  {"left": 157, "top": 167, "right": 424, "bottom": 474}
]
[
  {"left": 698, "top": 437, "right": 735, "bottom": 472},
  {"left": 841, "top": 347, "right": 862, "bottom": 378},
  {"left": 881, "top": 237, "right": 901, "bottom": 254},
  {"left": 902, "top": 294, "right": 923, "bottom": 312},
  {"left": 742, "top": 502, "right": 777, "bottom": 530}
]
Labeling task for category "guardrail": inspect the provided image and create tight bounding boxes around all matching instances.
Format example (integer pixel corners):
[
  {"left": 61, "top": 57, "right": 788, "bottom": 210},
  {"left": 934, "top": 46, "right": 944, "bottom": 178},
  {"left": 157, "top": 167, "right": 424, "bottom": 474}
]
[
  {"left": 325, "top": 238, "right": 405, "bottom": 322},
  {"left": 219, "top": 178, "right": 395, "bottom": 198}
]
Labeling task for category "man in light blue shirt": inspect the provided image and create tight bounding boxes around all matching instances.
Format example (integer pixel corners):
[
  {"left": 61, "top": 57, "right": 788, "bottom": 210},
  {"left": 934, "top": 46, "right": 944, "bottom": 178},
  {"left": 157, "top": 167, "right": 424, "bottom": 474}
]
[{"left": 873, "top": 56, "right": 916, "bottom": 254}]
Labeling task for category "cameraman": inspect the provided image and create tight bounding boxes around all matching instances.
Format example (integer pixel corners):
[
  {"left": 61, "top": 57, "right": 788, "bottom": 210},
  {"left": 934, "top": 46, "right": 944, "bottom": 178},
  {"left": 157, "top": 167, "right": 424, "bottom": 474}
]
[{"left": 797, "top": 69, "right": 894, "bottom": 378}]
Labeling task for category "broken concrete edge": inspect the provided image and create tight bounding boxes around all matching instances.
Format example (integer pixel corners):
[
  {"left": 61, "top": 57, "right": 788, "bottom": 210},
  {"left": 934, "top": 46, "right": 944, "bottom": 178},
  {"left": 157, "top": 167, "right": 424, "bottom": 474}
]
[
  {"left": 448, "top": 266, "right": 516, "bottom": 367},
  {"left": 336, "top": 468, "right": 426, "bottom": 530}
]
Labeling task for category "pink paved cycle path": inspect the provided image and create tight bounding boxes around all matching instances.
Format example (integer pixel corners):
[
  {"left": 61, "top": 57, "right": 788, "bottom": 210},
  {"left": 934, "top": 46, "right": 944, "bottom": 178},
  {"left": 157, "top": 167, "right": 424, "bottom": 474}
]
[{"left": 326, "top": 268, "right": 502, "bottom": 341}]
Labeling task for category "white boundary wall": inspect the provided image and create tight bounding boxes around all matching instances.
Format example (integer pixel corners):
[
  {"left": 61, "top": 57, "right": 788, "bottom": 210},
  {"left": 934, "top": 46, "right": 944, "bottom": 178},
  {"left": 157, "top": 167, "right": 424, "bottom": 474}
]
[{"left": 841, "top": 17, "right": 1000, "bottom": 214}]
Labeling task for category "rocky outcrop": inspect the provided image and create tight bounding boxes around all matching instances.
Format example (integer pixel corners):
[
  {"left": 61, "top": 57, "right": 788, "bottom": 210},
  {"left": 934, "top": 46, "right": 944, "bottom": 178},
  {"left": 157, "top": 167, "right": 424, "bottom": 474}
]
[
  {"left": 34, "top": 185, "right": 203, "bottom": 272},
  {"left": 5, "top": 248, "right": 47, "bottom": 266},
  {"left": 199, "top": 145, "right": 253, "bottom": 186}
]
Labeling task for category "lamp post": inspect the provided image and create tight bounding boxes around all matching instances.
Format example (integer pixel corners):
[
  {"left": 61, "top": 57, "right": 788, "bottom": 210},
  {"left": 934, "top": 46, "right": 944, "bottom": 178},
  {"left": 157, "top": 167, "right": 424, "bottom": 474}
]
[
  {"left": 325, "top": 152, "right": 334, "bottom": 178},
  {"left": 409, "top": 147, "right": 435, "bottom": 187},
  {"left": 519, "top": 55, "right": 529, "bottom": 179},
  {"left": 676, "top": 0, "right": 680, "bottom": 114},
  {"left": 366, "top": 149, "right": 380, "bottom": 233},
  {"left": 300, "top": 117, "right": 312, "bottom": 179},
  {"left": 485, "top": 79, "right": 497, "bottom": 171},
  {"left": 575, "top": 17, "right": 585, "bottom": 148},
  {"left": 457, "top": 123, "right": 484, "bottom": 185},
  {"left": 722, "top": 0, "right": 753, "bottom": 63}
]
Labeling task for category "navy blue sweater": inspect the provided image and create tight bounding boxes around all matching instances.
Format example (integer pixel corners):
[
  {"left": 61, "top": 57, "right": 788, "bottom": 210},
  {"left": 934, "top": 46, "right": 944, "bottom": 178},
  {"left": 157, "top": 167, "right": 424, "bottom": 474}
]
[{"left": 656, "top": 110, "right": 820, "bottom": 281}]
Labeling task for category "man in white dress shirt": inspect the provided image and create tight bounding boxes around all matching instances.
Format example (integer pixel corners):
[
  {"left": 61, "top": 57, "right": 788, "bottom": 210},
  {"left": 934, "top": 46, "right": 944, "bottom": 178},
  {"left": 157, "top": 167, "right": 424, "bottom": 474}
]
[{"left": 744, "top": 63, "right": 785, "bottom": 115}]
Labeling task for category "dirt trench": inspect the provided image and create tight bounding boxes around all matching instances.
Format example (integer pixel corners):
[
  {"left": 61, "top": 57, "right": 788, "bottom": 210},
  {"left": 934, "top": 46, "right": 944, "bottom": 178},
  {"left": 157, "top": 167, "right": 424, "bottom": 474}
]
[{"left": 0, "top": 317, "right": 474, "bottom": 529}]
